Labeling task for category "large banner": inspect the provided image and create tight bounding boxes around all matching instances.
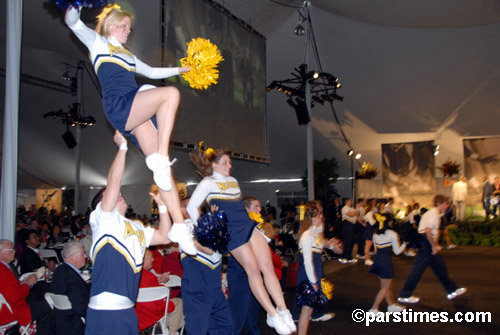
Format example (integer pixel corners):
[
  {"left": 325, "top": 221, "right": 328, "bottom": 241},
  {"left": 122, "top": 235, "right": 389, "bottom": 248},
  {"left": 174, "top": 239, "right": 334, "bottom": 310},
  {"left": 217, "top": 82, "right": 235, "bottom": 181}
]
[
  {"left": 382, "top": 141, "right": 436, "bottom": 206},
  {"left": 463, "top": 138, "right": 500, "bottom": 208},
  {"left": 35, "top": 189, "right": 62, "bottom": 214}
]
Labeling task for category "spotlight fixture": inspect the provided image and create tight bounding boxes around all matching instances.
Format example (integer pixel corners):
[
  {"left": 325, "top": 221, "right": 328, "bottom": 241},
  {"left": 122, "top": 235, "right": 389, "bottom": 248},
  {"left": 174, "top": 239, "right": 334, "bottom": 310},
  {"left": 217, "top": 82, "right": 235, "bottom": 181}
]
[
  {"left": 355, "top": 153, "right": 362, "bottom": 160},
  {"left": 294, "top": 22, "right": 305, "bottom": 36},
  {"left": 44, "top": 103, "right": 97, "bottom": 129},
  {"left": 60, "top": 67, "right": 72, "bottom": 81},
  {"left": 347, "top": 150, "right": 354, "bottom": 156},
  {"left": 266, "top": 63, "right": 343, "bottom": 125},
  {"left": 433, "top": 145, "right": 440, "bottom": 156}
]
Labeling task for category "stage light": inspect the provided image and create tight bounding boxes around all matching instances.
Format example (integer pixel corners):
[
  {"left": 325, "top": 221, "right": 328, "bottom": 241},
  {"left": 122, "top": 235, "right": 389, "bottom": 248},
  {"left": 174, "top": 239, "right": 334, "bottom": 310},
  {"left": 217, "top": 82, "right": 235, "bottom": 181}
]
[
  {"left": 312, "top": 95, "right": 324, "bottom": 105},
  {"left": 355, "top": 153, "right": 361, "bottom": 160},
  {"left": 347, "top": 150, "right": 354, "bottom": 156},
  {"left": 331, "top": 92, "right": 344, "bottom": 102},
  {"left": 266, "top": 81, "right": 277, "bottom": 92},
  {"left": 312, "top": 72, "right": 319, "bottom": 79},
  {"left": 294, "top": 22, "right": 305, "bottom": 36},
  {"left": 60, "top": 68, "right": 72, "bottom": 81}
]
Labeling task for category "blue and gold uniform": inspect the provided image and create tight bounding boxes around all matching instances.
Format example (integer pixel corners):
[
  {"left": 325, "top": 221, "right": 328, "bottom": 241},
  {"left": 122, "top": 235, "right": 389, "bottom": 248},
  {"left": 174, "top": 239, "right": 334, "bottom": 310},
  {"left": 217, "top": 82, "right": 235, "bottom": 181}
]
[
  {"left": 187, "top": 172, "right": 255, "bottom": 251},
  {"left": 369, "top": 229, "right": 406, "bottom": 279},
  {"left": 65, "top": 8, "right": 181, "bottom": 144},
  {"left": 180, "top": 250, "right": 233, "bottom": 334},
  {"left": 86, "top": 203, "right": 154, "bottom": 335}
]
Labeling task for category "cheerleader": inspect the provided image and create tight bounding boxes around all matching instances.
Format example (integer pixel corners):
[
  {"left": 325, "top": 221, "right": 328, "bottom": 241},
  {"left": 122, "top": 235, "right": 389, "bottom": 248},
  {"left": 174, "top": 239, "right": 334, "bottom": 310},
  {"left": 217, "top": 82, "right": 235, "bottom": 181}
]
[
  {"left": 64, "top": 4, "right": 195, "bottom": 254},
  {"left": 296, "top": 201, "right": 342, "bottom": 335},
  {"left": 187, "top": 148, "right": 296, "bottom": 335},
  {"left": 363, "top": 202, "right": 377, "bottom": 266},
  {"left": 368, "top": 214, "right": 407, "bottom": 314}
]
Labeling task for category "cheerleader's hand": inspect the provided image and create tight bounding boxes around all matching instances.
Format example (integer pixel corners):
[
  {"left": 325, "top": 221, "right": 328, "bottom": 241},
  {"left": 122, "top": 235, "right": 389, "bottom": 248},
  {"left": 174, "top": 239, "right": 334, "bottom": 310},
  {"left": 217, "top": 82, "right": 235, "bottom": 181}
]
[
  {"left": 210, "top": 204, "right": 219, "bottom": 213},
  {"left": 149, "top": 191, "right": 165, "bottom": 208},
  {"left": 312, "top": 283, "right": 319, "bottom": 291},
  {"left": 113, "top": 130, "right": 127, "bottom": 147},
  {"left": 179, "top": 66, "right": 190, "bottom": 73}
]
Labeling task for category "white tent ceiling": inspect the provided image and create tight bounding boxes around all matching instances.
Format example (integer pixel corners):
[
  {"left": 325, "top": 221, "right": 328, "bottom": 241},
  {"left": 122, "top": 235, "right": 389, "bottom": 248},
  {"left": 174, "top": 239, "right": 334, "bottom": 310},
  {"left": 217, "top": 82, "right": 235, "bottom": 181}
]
[{"left": 1, "top": 0, "right": 500, "bottom": 205}]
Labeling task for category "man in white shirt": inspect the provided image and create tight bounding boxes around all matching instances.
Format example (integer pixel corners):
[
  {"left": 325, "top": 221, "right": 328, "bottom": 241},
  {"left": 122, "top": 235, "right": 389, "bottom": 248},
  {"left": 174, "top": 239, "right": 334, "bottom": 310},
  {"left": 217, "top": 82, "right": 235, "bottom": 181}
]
[
  {"left": 398, "top": 195, "right": 466, "bottom": 303},
  {"left": 452, "top": 176, "right": 468, "bottom": 221}
]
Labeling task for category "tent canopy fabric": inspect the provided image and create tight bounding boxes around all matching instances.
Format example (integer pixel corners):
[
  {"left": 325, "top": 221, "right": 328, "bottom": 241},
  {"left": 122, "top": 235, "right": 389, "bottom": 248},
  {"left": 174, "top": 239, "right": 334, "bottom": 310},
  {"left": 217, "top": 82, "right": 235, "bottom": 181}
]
[{"left": 1, "top": 0, "right": 500, "bottom": 200}]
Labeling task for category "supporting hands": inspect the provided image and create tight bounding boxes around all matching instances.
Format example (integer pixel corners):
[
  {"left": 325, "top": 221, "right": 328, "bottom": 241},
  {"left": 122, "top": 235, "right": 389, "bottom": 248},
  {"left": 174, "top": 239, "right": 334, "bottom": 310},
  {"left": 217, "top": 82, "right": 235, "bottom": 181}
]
[
  {"left": 113, "top": 130, "right": 127, "bottom": 148},
  {"left": 328, "top": 237, "right": 343, "bottom": 254}
]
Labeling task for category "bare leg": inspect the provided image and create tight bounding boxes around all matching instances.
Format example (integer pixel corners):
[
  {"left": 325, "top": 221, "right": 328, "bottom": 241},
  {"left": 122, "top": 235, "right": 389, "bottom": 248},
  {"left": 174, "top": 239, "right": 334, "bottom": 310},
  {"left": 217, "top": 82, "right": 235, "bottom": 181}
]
[
  {"left": 126, "top": 86, "right": 180, "bottom": 157},
  {"left": 443, "top": 228, "right": 452, "bottom": 246},
  {"left": 132, "top": 123, "right": 183, "bottom": 223},
  {"left": 250, "top": 231, "right": 287, "bottom": 310},
  {"left": 365, "top": 240, "right": 373, "bottom": 261},
  {"left": 297, "top": 305, "right": 313, "bottom": 335},
  {"left": 231, "top": 243, "right": 277, "bottom": 316},
  {"left": 371, "top": 278, "right": 390, "bottom": 310},
  {"left": 384, "top": 279, "right": 395, "bottom": 305}
]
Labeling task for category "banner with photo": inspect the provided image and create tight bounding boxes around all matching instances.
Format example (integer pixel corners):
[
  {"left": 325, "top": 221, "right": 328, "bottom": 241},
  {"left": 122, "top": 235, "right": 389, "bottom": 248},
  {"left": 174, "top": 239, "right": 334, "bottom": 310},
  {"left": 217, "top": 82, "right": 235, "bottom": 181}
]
[
  {"left": 35, "top": 189, "right": 62, "bottom": 214},
  {"left": 463, "top": 137, "right": 500, "bottom": 208},
  {"left": 382, "top": 141, "right": 436, "bottom": 207}
]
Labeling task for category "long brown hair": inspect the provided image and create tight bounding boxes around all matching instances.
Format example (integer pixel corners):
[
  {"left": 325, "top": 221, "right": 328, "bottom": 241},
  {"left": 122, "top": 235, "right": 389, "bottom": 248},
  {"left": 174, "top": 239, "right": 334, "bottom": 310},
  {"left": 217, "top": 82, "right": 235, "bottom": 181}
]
[
  {"left": 190, "top": 145, "right": 229, "bottom": 177},
  {"left": 298, "top": 201, "right": 321, "bottom": 240}
]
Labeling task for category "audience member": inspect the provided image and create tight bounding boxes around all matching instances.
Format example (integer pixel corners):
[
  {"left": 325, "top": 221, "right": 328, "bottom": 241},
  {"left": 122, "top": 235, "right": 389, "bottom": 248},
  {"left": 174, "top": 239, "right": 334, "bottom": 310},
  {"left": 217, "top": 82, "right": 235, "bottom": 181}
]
[
  {"left": 482, "top": 176, "right": 493, "bottom": 219},
  {"left": 451, "top": 176, "right": 468, "bottom": 221},
  {"left": 135, "top": 249, "right": 184, "bottom": 335},
  {"left": 0, "top": 239, "right": 55, "bottom": 335},
  {"left": 49, "top": 241, "right": 90, "bottom": 335},
  {"left": 19, "top": 230, "right": 46, "bottom": 275}
]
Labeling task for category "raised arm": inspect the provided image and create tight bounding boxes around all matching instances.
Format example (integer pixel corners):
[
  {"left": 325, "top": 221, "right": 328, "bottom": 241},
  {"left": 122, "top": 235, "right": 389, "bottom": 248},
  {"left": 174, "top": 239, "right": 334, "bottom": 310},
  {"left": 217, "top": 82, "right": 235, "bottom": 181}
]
[
  {"left": 135, "top": 58, "right": 190, "bottom": 79},
  {"left": 149, "top": 191, "right": 172, "bottom": 246},
  {"left": 101, "top": 131, "right": 128, "bottom": 212},
  {"left": 65, "top": 7, "right": 98, "bottom": 50}
]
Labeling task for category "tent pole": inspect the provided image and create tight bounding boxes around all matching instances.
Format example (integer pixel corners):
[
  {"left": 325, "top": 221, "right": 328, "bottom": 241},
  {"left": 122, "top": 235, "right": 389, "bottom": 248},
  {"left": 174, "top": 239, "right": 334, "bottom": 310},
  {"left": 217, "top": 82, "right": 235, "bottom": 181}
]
[{"left": 1, "top": 0, "right": 22, "bottom": 241}]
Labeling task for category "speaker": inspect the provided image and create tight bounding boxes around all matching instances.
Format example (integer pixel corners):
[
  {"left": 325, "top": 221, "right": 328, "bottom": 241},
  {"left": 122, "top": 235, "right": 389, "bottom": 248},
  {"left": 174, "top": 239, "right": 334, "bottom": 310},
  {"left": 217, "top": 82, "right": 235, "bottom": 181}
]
[
  {"left": 294, "top": 100, "right": 310, "bottom": 125},
  {"left": 62, "top": 130, "right": 77, "bottom": 149}
]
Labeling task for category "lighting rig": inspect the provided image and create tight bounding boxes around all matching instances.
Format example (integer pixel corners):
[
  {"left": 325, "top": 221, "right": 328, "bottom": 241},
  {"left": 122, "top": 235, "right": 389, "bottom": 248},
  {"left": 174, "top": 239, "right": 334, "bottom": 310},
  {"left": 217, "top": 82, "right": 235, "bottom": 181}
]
[
  {"left": 266, "top": 63, "right": 343, "bottom": 125},
  {"left": 43, "top": 103, "right": 96, "bottom": 128}
]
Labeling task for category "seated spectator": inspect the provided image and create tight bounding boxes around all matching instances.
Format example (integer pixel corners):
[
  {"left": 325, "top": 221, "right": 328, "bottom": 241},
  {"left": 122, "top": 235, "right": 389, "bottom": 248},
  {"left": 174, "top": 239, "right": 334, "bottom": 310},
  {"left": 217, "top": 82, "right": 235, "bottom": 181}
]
[
  {"left": 161, "top": 244, "right": 183, "bottom": 299},
  {"left": 48, "top": 224, "right": 65, "bottom": 245},
  {"left": 0, "top": 239, "right": 55, "bottom": 335},
  {"left": 79, "top": 223, "right": 93, "bottom": 257},
  {"left": 49, "top": 241, "right": 90, "bottom": 335},
  {"left": 40, "top": 223, "right": 51, "bottom": 244},
  {"left": 19, "top": 230, "right": 45, "bottom": 274},
  {"left": 135, "top": 249, "right": 184, "bottom": 335}
]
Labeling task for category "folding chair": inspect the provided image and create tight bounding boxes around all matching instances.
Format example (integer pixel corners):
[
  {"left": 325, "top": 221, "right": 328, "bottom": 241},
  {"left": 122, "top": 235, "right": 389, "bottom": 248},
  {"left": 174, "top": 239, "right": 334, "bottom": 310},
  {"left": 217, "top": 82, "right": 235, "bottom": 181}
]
[
  {"left": 44, "top": 292, "right": 85, "bottom": 324},
  {"left": 0, "top": 293, "right": 33, "bottom": 335},
  {"left": 164, "top": 275, "right": 182, "bottom": 288},
  {"left": 137, "top": 286, "right": 170, "bottom": 335},
  {"left": 39, "top": 249, "right": 60, "bottom": 263}
]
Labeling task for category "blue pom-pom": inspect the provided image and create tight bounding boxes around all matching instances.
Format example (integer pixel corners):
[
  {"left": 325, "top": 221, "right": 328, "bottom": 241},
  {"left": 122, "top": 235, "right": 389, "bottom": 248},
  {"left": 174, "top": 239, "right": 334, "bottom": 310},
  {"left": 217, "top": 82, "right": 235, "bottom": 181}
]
[
  {"left": 295, "top": 281, "right": 328, "bottom": 312},
  {"left": 195, "top": 210, "right": 230, "bottom": 254},
  {"left": 51, "top": 0, "right": 113, "bottom": 11}
]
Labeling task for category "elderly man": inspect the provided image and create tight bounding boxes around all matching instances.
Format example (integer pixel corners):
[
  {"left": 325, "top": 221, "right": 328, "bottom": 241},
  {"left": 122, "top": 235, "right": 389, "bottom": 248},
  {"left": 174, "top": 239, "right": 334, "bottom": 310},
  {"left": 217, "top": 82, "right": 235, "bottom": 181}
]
[
  {"left": 49, "top": 241, "right": 90, "bottom": 335},
  {"left": 0, "top": 239, "right": 54, "bottom": 334}
]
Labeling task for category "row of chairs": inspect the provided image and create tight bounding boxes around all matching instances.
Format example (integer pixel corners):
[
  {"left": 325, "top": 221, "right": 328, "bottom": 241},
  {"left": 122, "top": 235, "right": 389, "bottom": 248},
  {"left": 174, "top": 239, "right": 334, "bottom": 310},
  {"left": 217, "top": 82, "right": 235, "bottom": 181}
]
[{"left": 1, "top": 275, "right": 183, "bottom": 335}]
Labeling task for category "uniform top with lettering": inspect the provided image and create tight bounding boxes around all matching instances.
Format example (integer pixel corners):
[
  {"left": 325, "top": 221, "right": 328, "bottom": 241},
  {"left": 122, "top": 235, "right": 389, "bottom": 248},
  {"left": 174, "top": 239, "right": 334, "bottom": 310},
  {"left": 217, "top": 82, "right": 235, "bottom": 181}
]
[
  {"left": 186, "top": 171, "right": 242, "bottom": 224},
  {"left": 65, "top": 8, "right": 179, "bottom": 105},
  {"left": 372, "top": 229, "right": 406, "bottom": 255},
  {"left": 89, "top": 203, "right": 154, "bottom": 305}
]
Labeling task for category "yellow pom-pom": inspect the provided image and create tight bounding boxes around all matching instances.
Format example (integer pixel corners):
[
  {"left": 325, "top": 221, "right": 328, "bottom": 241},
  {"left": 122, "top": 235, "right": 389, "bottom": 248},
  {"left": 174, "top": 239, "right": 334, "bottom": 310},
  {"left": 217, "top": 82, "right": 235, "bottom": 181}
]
[
  {"left": 180, "top": 38, "right": 224, "bottom": 90},
  {"left": 321, "top": 278, "right": 334, "bottom": 300}
]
